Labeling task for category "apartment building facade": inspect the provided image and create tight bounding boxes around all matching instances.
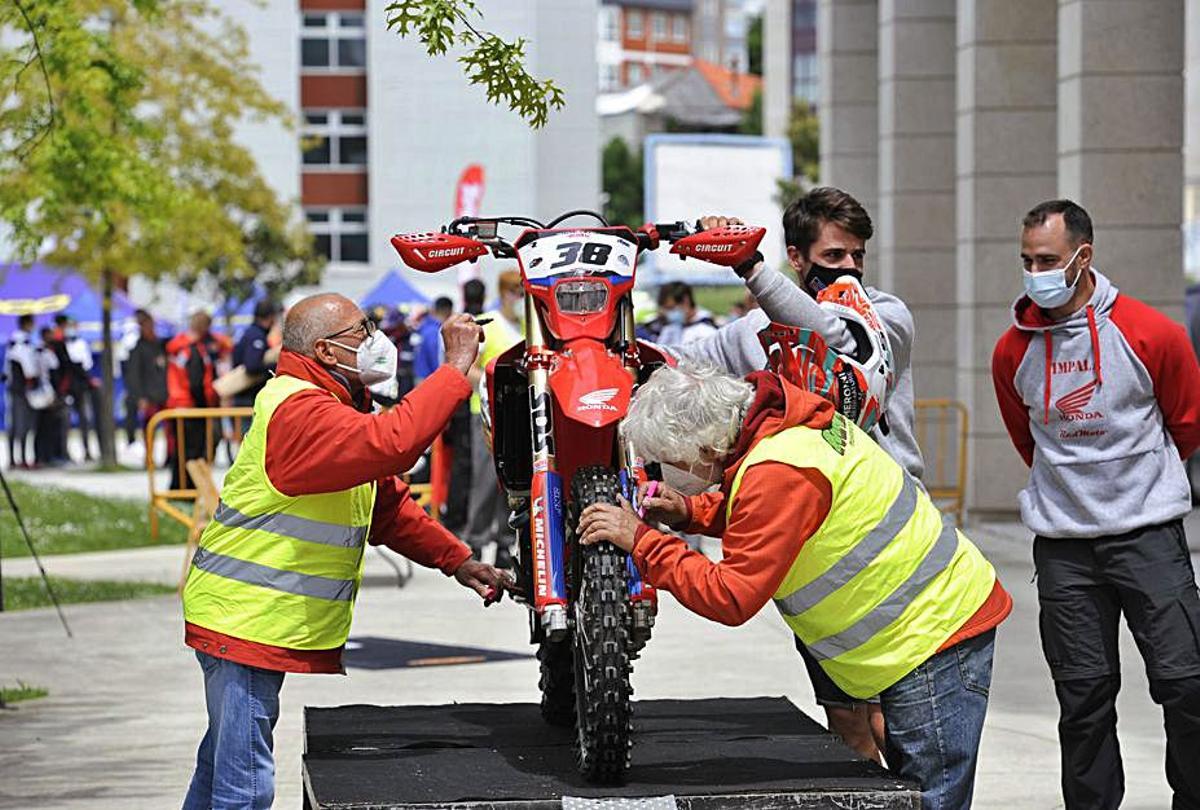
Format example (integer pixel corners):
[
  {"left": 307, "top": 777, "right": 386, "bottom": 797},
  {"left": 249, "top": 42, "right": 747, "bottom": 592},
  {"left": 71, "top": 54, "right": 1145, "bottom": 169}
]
[{"left": 214, "top": 0, "right": 600, "bottom": 301}]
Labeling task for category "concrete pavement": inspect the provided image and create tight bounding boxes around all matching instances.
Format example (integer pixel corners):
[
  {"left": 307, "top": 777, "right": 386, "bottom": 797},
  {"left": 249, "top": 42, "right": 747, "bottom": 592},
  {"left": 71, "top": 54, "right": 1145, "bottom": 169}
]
[{"left": 3, "top": 515, "right": 1198, "bottom": 809}]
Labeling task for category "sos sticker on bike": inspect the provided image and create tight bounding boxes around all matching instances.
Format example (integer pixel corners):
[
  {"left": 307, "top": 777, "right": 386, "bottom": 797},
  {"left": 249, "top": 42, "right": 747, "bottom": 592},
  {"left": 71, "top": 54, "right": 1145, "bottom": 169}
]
[
  {"left": 530, "top": 388, "right": 555, "bottom": 458},
  {"left": 518, "top": 231, "right": 637, "bottom": 285}
]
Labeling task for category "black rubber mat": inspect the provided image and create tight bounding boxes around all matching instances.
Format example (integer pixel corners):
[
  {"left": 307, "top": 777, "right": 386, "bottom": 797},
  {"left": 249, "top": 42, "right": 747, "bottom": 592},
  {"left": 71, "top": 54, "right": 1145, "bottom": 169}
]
[{"left": 302, "top": 697, "right": 919, "bottom": 809}]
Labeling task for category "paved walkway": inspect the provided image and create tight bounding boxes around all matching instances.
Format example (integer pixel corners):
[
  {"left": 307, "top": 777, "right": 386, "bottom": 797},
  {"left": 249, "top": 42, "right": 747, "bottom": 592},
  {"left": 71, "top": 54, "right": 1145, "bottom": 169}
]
[{"left": 3, "top": 516, "right": 1197, "bottom": 809}]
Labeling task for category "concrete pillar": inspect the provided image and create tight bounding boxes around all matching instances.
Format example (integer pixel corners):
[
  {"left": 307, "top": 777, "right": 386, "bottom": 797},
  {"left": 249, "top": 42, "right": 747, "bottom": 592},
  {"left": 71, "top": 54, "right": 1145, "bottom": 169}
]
[
  {"left": 1058, "top": 0, "right": 1186, "bottom": 319},
  {"left": 956, "top": 0, "right": 1057, "bottom": 516},
  {"left": 817, "top": 0, "right": 878, "bottom": 214},
  {"left": 764, "top": 0, "right": 792, "bottom": 140},
  {"left": 877, "top": 0, "right": 956, "bottom": 398}
]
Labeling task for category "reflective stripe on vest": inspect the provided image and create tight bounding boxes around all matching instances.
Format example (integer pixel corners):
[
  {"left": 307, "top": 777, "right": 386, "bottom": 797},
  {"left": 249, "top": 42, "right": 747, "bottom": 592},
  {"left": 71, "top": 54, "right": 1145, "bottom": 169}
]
[
  {"left": 801, "top": 515, "right": 958, "bottom": 661},
  {"left": 182, "top": 374, "right": 376, "bottom": 651},
  {"left": 192, "top": 547, "right": 355, "bottom": 602},
  {"left": 775, "top": 474, "right": 919, "bottom": 617},
  {"left": 213, "top": 501, "right": 368, "bottom": 549},
  {"left": 728, "top": 413, "right": 996, "bottom": 698}
]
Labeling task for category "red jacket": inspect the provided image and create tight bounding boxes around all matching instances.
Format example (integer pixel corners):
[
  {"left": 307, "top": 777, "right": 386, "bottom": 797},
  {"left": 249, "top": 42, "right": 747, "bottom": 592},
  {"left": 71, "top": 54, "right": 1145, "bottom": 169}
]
[
  {"left": 632, "top": 372, "right": 1010, "bottom": 651},
  {"left": 185, "top": 351, "right": 474, "bottom": 673},
  {"left": 166, "top": 332, "right": 229, "bottom": 408}
]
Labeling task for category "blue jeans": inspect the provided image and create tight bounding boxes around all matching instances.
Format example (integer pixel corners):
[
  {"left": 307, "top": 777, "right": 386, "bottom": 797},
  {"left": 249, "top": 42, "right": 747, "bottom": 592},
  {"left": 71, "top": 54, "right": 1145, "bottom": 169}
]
[
  {"left": 182, "top": 651, "right": 285, "bottom": 810},
  {"left": 879, "top": 629, "right": 995, "bottom": 810}
]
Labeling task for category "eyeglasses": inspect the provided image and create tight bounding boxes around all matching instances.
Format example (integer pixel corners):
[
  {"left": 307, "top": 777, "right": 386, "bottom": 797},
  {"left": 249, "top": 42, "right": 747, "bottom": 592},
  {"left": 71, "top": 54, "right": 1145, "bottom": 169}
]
[{"left": 322, "top": 317, "right": 376, "bottom": 342}]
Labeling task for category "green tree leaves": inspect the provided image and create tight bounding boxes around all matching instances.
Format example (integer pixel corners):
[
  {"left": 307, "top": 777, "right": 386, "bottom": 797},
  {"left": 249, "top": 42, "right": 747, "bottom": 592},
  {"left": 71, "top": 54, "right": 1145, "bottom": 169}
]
[
  {"left": 0, "top": 0, "right": 318, "bottom": 465},
  {"left": 384, "top": 0, "right": 565, "bottom": 128},
  {"left": 601, "top": 137, "right": 643, "bottom": 229}
]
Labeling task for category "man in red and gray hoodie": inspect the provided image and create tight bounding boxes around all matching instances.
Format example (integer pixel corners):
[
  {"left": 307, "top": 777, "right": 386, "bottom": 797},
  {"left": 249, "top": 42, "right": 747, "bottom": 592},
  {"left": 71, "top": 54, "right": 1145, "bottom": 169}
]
[{"left": 992, "top": 199, "right": 1200, "bottom": 809}]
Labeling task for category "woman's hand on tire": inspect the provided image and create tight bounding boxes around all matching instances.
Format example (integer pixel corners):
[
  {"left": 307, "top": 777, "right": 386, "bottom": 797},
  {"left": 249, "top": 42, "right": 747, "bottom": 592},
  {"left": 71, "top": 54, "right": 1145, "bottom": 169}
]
[{"left": 578, "top": 498, "right": 641, "bottom": 552}]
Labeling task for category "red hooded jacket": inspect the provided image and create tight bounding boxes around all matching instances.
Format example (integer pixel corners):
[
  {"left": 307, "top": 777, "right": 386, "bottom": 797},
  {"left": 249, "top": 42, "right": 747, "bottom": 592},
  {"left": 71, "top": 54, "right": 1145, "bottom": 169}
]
[
  {"left": 184, "top": 351, "right": 474, "bottom": 673},
  {"left": 632, "top": 372, "right": 1010, "bottom": 651}
]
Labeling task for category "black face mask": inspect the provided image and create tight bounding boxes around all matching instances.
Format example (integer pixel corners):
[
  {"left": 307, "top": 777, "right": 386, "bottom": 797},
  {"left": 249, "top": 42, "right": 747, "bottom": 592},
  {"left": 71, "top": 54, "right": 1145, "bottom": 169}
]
[{"left": 803, "top": 263, "right": 863, "bottom": 296}]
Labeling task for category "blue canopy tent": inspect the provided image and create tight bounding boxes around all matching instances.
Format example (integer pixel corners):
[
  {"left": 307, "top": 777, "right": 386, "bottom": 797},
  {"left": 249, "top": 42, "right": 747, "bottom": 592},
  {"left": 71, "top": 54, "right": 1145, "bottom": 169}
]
[
  {"left": 359, "top": 270, "right": 430, "bottom": 310},
  {"left": 211, "top": 285, "right": 267, "bottom": 343},
  {"left": 0, "top": 263, "right": 175, "bottom": 431}
]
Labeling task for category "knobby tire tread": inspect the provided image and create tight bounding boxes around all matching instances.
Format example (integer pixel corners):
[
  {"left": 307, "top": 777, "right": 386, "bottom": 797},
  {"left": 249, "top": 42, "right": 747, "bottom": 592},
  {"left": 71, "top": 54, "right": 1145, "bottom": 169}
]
[{"left": 571, "top": 465, "right": 633, "bottom": 785}]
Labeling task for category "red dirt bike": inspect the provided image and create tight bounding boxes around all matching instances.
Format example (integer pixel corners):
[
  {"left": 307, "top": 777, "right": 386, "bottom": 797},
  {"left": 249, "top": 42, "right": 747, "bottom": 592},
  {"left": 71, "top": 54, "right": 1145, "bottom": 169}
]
[{"left": 392, "top": 211, "right": 765, "bottom": 784}]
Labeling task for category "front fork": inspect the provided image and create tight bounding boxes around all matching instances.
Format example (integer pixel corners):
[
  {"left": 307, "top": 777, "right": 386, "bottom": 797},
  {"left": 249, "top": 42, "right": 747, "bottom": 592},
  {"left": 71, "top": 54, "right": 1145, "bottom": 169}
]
[
  {"left": 618, "top": 298, "right": 657, "bottom": 650},
  {"left": 525, "top": 295, "right": 658, "bottom": 646}
]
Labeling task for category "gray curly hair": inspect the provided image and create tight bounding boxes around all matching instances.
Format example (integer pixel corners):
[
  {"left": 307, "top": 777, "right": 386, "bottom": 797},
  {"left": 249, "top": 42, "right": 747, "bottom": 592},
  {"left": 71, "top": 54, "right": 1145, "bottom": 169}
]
[{"left": 621, "top": 363, "right": 755, "bottom": 466}]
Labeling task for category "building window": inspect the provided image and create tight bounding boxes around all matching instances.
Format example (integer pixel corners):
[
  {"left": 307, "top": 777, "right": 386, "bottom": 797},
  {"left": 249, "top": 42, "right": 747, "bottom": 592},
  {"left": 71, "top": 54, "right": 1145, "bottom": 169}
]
[
  {"left": 626, "top": 10, "right": 643, "bottom": 39},
  {"left": 306, "top": 207, "right": 369, "bottom": 263},
  {"left": 302, "top": 110, "right": 368, "bottom": 169},
  {"left": 600, "top": 7, "right": 619, "bottom": 42},
  {"left": 628, "top": 62, "right": 645, "bottom": 85},
  {"left": 301, "top": 12, "right": 366, "bottom": 70},
  {"left": 652, "top": 12, "right": 667, "bottom": 40},
  {"left": 671, "top": 14, "right": 688, "bottom": 42},
  {"left": 794, "top": 0, "right": 817, "bottom": 28},
  {"left": 599, "top": 63, "right": 619, "bottom": 92},
  {"left": 792, "top": 52, "right": 818, "bottom": 105}
]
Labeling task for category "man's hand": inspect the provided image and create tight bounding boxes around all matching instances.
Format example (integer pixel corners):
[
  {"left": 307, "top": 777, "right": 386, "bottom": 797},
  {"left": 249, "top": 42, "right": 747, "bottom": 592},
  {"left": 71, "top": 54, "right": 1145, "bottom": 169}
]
[
  {"left": 698, "top": 215, "right": 744, "bottom": 231},
  {"left": 442, "top": 314, "right": 483, "bottom": 376},
  {"left": 578, "top": 498, "right": 643, "bottom": 553},
  {"left": 638, "top": 481, "right": 689, "bottom": 529},
  {"left": 453, "top": 558, "right": 515, "bottom": 604}
]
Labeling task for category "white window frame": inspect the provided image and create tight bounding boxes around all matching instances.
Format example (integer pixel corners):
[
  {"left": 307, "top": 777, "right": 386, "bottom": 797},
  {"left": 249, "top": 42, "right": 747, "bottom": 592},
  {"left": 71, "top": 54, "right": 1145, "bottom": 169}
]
[
  {"left": 599, "top": 63, "right": 619, "bottom": 92},
  {"left": 671, "top": 14, "right": 688, "bottom": 42},
  {"left": 306, "top": 207, "right": 370, "bottom": 264},
  {"left": 651, "top": 12, "right": 667, "bottom": 40},
  {"left": 301, "top": 11, "right": 366, "bottom": 71},
  {"left": 628, "top": 62, "right": 645, "bottom": 85},
  {"left": 626, "top": 9, "right": 643, "bottom": 38},
  {"left": 600, "top": 6, "right": 619, "bottom": 42},
  {"left": 301, "top": 109, "right": 368, "bottom": 170}
]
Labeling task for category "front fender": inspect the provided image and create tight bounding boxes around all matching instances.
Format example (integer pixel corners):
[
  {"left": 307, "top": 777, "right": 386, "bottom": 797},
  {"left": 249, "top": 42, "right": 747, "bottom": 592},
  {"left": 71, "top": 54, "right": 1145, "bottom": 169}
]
[{"left": 548, "top": 340, "right": 633, "bottom": 429}]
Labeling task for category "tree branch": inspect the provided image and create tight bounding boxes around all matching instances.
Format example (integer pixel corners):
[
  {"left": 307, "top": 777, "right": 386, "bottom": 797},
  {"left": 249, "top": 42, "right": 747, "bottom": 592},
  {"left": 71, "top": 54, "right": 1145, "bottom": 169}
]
[{"left": 11, "top": 0, "right": 57, "bottom": 157}]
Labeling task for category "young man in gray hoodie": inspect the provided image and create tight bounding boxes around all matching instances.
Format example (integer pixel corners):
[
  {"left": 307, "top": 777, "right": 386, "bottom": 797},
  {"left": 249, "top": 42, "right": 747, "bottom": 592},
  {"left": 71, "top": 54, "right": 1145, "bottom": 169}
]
[
  {"left": 663, "top": 187, "right": 923, "bottom": 763},
  {"left": 993, "top": 199, "right": 1200, "bottom": 809}
]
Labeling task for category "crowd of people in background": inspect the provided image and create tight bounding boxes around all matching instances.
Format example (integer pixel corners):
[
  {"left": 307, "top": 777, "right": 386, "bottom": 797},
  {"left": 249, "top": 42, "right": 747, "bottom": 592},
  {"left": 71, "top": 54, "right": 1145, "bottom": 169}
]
[{"left": 5, "top": 312, "right": 101, "bottom": 468}]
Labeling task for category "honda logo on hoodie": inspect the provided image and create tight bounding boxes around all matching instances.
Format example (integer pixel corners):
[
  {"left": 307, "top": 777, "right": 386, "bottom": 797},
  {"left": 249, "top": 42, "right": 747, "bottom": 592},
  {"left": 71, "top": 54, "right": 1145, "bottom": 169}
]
[{"left": 1055, "top": 379, "right": 1102, "bottom": 421}]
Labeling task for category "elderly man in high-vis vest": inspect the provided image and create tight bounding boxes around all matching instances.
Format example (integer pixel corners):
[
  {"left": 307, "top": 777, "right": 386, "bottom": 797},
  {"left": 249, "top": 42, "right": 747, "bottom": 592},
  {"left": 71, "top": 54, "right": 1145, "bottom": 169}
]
[
  {"left": 578, "top": 365, "right": 1011, "bottom": 810},
  {"left": 180, "top": 293, "right": 511, "bottom": 810}
]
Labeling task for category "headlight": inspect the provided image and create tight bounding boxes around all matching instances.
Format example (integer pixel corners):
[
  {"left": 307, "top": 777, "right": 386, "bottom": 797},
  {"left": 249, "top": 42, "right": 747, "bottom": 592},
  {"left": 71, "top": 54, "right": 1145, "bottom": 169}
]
[{"left": 554, "top": 280, "right": 609, "bottom": 314}]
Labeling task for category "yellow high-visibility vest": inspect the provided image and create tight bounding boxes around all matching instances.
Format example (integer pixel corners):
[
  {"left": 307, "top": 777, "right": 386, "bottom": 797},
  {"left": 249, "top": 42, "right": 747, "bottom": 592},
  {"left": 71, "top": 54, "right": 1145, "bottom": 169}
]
[
  {"left": 728, "top": 412, "right": 996, "bottom": 698},
  {"left": 470, "top": 311, "right": 522, "bottom": 414},
  {"left": 182, "top": 375, "right": 376, "bottom": 651}
]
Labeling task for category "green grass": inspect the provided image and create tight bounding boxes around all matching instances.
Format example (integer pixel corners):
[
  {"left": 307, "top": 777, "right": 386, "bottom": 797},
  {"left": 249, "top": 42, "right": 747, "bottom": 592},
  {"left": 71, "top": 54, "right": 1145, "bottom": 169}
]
[
  {"left": 0, "top": 481, "right": 187, "bottom": 559},
  {"left": 1, "top": 681, "right": 49, "bottom": 703},
  {"left": 1, "top": 681, "right": 49, "bottom": 704},
  {"left": 2, "top": 576, "right": 175, "bottom": 611}
]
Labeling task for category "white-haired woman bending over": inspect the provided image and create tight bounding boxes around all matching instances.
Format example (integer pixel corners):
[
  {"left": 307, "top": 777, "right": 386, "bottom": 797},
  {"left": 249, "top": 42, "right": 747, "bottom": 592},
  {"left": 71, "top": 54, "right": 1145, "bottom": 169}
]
[{"left": 578, "top": 364, "right": 1011, "bottom": 810}]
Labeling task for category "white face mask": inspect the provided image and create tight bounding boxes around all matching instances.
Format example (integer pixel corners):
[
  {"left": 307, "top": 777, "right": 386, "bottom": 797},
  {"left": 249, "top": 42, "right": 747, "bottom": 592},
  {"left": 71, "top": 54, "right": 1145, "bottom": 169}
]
[
  {"left": 1023, "top": 245, "right": 1085, "bottom": 310},
  {"left": 327, "top": 330, "right": 397, "bottom": 386},
  {"left": 662, "top": 459, "right": 722, "bottom": 497}
]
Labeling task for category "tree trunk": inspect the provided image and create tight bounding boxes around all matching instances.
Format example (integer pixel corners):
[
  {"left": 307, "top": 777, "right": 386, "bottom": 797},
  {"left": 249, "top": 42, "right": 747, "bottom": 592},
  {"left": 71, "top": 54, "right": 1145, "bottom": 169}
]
[{"left": 97, "top": 268, "right": 118, "bottom": 467}]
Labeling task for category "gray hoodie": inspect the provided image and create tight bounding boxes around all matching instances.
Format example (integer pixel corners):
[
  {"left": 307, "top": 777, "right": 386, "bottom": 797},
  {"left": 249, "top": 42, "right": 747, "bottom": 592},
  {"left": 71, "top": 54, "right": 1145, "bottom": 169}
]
[
  {"left": 661, "top": 266, "right": 925, "bottom": 482},
  {"left": 992, "top": 269, "right": 1200, "bottom": 538}
]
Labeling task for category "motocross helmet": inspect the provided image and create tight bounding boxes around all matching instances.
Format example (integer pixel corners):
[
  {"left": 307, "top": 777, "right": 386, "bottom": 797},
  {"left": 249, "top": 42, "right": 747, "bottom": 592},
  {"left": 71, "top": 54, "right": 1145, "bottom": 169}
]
[{"left": 757, "top": 274, "right": 896, "bottom": 434}]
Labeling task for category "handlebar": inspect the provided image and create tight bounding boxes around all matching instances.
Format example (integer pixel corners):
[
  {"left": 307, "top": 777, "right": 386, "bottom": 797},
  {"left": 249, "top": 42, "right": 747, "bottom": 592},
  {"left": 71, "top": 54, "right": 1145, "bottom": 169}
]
[
  {"left": 445, "top": 214, "right": 703, "bottom": 259},
  {"left": 393, "top": 214, "right": 758, "bottom": 275}
]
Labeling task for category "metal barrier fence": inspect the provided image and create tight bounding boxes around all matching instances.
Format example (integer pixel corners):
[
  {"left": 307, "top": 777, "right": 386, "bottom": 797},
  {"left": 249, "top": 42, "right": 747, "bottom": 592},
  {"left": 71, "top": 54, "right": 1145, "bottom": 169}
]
[
  {"left": 146, "top": 406, "right": 438, "bottom": 539},
  {"left": 146, "top": 407, "right": 253, "bottom": 539},
  {"left": 913, "top": 398, "right": 969, "bottom": 526}
]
